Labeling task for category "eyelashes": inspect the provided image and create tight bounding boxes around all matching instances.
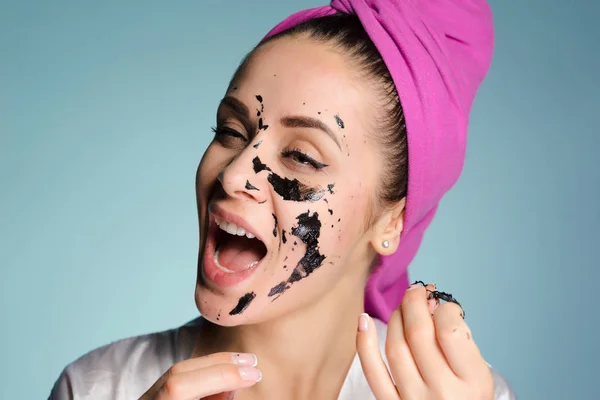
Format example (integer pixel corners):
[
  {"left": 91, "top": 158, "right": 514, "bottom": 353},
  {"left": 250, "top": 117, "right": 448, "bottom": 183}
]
[
  {"left": 211, "top": 126, "right": 247, "bottom": 141},
  {"left": 210, "top": 126, "right": 328, "bottom": 171},
  {"left": 211, "top": 126, "right": 247, "bottom": 150},
  {"left": 281, "top": 147, "right": 328, "bottom": 170}
]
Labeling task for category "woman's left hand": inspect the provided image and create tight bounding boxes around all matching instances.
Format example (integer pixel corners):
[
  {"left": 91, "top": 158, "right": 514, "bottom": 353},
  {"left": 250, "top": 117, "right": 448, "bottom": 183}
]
[{"left": 357, "top": 283, "right": 494, "bottom": 400}]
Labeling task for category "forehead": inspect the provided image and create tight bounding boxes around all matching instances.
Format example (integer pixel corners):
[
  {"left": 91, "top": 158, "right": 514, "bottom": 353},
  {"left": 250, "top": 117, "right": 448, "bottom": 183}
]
[{"left": 230, "top": 36, "right": 373, "bottom": 128}]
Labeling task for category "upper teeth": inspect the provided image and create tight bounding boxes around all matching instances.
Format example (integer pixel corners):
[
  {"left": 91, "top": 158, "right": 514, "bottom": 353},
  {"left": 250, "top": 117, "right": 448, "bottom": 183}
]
[{"left": 215, "top": 218, "right": 256, "bottom": 239}]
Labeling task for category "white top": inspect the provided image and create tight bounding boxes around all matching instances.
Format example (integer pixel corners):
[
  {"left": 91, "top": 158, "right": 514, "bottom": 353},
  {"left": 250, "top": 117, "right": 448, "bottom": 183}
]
[{"left": 49, "top": 317, "right": 516, "bottom": 399}]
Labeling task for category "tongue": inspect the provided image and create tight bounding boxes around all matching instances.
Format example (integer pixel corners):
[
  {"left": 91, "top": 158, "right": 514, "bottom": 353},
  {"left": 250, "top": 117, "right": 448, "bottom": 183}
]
[{"left": 217, "top": 235, "right": 264, "bottom": 272}]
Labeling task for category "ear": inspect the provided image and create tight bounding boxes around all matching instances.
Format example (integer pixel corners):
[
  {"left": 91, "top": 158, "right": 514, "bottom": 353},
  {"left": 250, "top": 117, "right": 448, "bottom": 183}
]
[{"left": 370, "top": 198, "right": 406, "bottom": 256}]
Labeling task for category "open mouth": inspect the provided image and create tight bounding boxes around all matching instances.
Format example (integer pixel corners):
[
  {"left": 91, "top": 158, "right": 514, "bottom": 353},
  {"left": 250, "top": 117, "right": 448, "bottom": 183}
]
[{"left": 212, "top": 217, "right": 268, "bottom": 273}]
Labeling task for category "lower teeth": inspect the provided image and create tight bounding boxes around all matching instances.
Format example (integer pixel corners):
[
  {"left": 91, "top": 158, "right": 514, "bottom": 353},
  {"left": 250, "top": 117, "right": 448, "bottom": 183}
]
[{"left": 214, "top": 248, "right": 259, "bottom": 274}]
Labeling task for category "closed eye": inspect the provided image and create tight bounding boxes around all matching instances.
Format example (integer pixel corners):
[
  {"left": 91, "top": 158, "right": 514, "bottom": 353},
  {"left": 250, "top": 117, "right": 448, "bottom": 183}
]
[{"left": 211, "top": 126, "right": 247, "bottom": 141}]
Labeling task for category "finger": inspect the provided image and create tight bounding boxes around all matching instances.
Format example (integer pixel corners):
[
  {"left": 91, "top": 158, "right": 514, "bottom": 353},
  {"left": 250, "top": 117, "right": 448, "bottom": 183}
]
[
  {"left": 203, "top": 391, "right": 236, "bottom": 400},
  {"left": 401, "top": 284, "right": 453, "bottom": 385},
  {"left": 425, "top": 284, "right": 440, "bottom": 315},
  {"left": 433, "top": 302, "right": 489, "bottom": 382},
  {"left": 356, "top": 313, "right": 399, "bottom": 400},
  {"left": 170, "top": 352, "right": 257, "bottom": 374},
  {"left": 385, "top": 308, "right": 426, "bottom": 398},
  {"left": 140, "top": 354, "right": 257, "bottom": 399},
  {"left": 156, "top": 363, "right": 261, "bottom": 400}
]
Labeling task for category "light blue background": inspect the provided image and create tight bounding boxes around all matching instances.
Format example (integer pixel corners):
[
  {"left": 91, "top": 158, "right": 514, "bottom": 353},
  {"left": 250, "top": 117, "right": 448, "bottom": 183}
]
[{"left": 1, "top": 1, "right": 598, "bottom": 398}]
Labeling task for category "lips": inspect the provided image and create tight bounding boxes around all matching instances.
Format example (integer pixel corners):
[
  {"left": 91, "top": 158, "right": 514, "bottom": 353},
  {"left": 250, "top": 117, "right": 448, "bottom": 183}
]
[
  {"left": 213, "top": 218, "right": 266, "bottom": 273},
  {"left": 201, "top": 204, "right": 268, "bottom": 288}
]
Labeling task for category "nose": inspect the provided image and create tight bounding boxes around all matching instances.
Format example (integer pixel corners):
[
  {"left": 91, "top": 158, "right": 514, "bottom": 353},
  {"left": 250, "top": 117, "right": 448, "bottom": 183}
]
[{"left": 218, "top": 149, "right": 268, "bottom": 204}]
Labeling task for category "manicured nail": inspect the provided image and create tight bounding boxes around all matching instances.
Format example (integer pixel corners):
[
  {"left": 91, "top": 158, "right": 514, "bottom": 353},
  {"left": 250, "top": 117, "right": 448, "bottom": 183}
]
[
  {"left": 238, "top": 366, "right": 262, "bottom": 382},
  {"left": 407, "top": 283, "right": 422, "bottom": 290},
  {"left": 358, "top": 313, "right": 370, "bottom": 332},
  {"left": 232, "top": 353, "right": 258, "bottom": 367}
]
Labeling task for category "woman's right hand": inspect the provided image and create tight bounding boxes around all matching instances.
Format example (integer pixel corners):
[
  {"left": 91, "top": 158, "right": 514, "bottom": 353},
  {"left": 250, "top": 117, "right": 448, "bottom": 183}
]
[{"left": 139, "top": 352, "right": 262, "bottom": 400}]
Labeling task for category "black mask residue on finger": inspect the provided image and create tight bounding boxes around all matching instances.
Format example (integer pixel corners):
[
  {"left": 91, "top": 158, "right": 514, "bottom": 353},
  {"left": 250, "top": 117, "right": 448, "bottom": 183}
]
[{"left": 412, "top": 280, "right": 465, "bottom": 319}]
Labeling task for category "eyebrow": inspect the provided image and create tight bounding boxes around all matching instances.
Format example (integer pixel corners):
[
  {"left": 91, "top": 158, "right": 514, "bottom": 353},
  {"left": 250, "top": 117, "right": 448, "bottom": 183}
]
[
  {"left": 219, "top": 96, "right": 250, "bottom": 119},
  {"left": 280, "top": 116, "right": 342, "bottom": 150},
  {"left": 219, "top": 97, "right": 342, "bottom": 150}
]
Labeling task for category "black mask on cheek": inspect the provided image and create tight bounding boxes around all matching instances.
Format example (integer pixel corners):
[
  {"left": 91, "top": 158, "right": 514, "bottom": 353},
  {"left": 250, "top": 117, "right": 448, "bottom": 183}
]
[
  {"left": 268, "top": 211, "right": 326, "bottom": 298},
  {"left": 252, "top": 156, "right": 325, "bottom": 202}
]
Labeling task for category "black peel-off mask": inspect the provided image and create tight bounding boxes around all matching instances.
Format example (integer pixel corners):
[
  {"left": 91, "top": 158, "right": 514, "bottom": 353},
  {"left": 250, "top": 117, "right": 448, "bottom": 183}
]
[
  {"left": 255, "top": 95, "right": 269, "bottom": 131},
  {"left": 229, "top": 292, "right": 257, "bottom": 315},
  {"left": 334, "top": 114, "right": 345, "bottom": 129},
  {"left": 236, "top": 101, "right": 335, "bottom": 306},
  {"left": 268, "top": 211, "right": 325, "bottom": 299},
  {"left": 245, "top": 180, "right": 259, "bottom": 191},
  {"left": 412, "top": 281, "right": 466, "bottom": 319},
  {"left": 252, "top": 156, "right": 324, "bottom": 202}
]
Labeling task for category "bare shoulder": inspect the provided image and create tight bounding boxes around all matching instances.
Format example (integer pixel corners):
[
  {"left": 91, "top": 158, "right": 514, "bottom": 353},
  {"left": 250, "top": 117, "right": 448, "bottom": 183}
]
[
  {"left": 371, "top": 319, "right": 517, "bottom": 400},
  {"left": 48, "top": 319, "right": 201, "bottom": 400}
]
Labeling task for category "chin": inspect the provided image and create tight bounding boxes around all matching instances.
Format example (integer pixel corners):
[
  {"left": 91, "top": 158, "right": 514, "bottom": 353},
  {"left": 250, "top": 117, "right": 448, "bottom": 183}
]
[
  {"left": 194, "top": 278, "right": 248, "bottom": 326},
  {"left": 194, "top": 281, "right": 279, "bottom": 327}
]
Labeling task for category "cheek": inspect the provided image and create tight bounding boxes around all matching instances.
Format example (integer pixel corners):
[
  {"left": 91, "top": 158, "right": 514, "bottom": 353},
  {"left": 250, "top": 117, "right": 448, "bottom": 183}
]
[
  {"left": 196, "top": 146, "right": 232, "bottom": 240},
  {"left": 277, "top": 190, "right": 365, "bottom": 265},
  {"left": 322, "top": 190, "right": 371, "bottom": 256},
  {"left": 317, "top": 205, "right": 361, "bottom": 253},
  {"left": 196, "top": 146, "right": 228, "bottom": 198}
]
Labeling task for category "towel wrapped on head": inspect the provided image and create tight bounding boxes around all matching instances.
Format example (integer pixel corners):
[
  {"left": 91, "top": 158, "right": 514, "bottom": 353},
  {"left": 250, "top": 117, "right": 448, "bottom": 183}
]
[{"left": 264, "top": 0, "right": 495, "bottom": 323}]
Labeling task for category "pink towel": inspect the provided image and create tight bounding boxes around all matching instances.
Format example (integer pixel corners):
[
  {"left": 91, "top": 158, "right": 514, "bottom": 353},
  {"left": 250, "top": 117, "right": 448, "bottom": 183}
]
[{"left": 264, "top": 0, "right": 494, "bottom": 323}]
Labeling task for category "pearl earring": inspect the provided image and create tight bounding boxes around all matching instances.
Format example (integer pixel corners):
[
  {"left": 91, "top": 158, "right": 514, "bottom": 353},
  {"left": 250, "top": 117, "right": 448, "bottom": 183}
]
[{"left": 382, "top": 240, "right": 390, "bottom": 248}]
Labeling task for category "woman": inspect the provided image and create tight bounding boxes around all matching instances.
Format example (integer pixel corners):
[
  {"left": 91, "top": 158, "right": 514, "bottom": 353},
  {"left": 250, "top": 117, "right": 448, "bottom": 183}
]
[{"left": 50, "top": 1, "right": 515, "bottom": 399}]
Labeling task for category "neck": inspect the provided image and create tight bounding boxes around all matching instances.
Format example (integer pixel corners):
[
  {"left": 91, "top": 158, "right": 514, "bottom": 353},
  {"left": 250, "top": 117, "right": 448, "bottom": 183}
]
[{"left": 197, "top": 281, "right": 366, "bottom": 400}]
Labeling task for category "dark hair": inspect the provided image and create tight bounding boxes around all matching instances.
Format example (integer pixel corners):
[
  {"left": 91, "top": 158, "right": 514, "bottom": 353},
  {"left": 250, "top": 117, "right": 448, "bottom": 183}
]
[{"left": 237, "top": 14, "right": 408, "bottom": 214}]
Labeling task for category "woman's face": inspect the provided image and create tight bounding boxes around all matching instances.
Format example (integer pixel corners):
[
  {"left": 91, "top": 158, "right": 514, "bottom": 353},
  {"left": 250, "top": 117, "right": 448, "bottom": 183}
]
[{"left": 195, "top": 36, "right": 385, "bottom": 325}]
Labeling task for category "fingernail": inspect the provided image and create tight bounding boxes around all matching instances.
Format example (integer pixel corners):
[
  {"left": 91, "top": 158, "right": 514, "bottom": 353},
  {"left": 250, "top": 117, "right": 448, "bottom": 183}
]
[
  {"left": 232, "top": 353, "right": 258, "bottom": 367},
  {"left": 358, "top": 313, "right": 370, "bottom": 332},
  {"left": 238, "top": 366, "right": 262, "bottom": 382},
  {"left": 427, "top": 297, "right": 439, "bottom": 315},
  {"left": 407, "top": 283, "right": 422, "bottom": 290}
]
